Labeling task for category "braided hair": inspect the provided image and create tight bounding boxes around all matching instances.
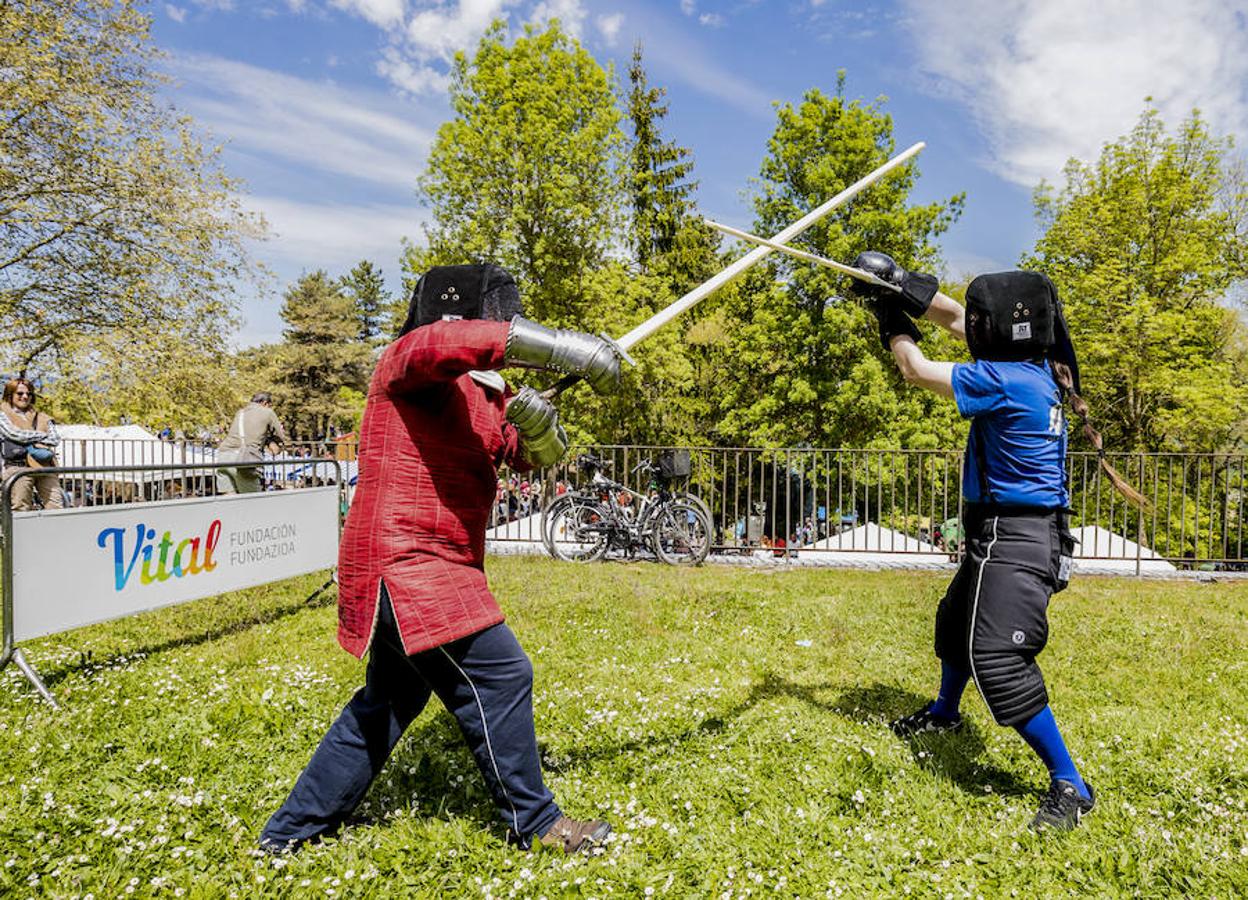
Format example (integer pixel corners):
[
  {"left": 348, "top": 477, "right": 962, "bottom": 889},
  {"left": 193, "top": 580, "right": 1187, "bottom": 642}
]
[{"left": 1050, "top": 361, "right": 1147, "bottom": 508}]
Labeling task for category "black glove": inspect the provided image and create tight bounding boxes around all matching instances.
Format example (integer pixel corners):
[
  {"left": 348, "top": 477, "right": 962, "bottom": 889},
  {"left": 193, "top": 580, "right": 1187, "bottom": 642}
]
[
  {"left": 871, "top": 298, "right": 921, "bottom": 351},
  {"left": 852, "top": 251, "right": 939, "bottom": 318}
]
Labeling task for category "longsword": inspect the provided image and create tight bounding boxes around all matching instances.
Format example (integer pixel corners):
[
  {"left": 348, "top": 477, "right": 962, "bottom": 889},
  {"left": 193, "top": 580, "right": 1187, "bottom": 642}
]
[
  {"left": 543, "top": 141, "right": 925, "bottom": 397},
  {"left": 703, "top": 219, "right": 901, "bottom": 291}
]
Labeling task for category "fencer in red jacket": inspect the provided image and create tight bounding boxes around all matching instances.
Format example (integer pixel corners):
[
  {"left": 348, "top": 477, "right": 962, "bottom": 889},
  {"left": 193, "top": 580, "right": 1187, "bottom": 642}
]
[{"left": 262, "top": 264, "right": 621, "bottom": 855}]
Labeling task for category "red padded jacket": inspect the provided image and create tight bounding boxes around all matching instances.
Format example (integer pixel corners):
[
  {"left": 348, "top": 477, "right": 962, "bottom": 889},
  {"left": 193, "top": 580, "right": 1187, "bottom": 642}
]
[{"left": 336, "top": 319, "right": 529, "bottom": 658}]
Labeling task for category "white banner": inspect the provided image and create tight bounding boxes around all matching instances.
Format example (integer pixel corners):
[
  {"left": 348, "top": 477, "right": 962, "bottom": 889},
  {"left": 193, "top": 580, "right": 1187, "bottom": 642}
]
[{"left": 9, "top": 488, "right": 339, "bottom": 643}]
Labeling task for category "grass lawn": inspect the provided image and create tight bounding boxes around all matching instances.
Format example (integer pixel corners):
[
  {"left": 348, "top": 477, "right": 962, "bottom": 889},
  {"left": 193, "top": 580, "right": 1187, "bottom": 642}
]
[{"left": 1, "top": 558, "right": 1245, "bottom": 898}]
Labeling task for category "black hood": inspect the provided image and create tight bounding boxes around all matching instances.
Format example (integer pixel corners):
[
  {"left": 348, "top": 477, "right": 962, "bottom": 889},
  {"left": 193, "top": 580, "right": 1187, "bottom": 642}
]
[
  {"left": 964, "top": 269, "right": 1080, "bottom": 392},
  {"left": 397, "top": 263, "right": 523, "bottom": 337}
]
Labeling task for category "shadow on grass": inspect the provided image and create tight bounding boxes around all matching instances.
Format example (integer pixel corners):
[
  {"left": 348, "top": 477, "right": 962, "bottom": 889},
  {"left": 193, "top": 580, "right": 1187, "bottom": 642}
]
[
  {"left": 275, "top": 672, "right": 1041, "bottom": 848},
  {"left": 537, "top": 670, "right": 844, "bottom": 776},
  {"left": 40, "top": 580, "right": 337, "bottom": 689},
  {"left": 541, "top": 672, "right": 1034, "bottom": 799},
  {"left": 347, "top": 714, "right": 499, "bottom": 836},
  {"left": 833, "top": 682, "right": 1035, "bottom": 798}
]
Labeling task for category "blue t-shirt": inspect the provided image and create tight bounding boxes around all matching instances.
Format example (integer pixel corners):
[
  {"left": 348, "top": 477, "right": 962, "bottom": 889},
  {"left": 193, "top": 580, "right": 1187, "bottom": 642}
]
[{"left": 951, "top": 359, "right": 1068, "bottom": 508}]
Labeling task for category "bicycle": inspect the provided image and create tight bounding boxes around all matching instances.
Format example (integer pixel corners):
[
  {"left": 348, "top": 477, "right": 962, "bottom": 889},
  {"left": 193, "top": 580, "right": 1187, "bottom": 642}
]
[{"left": 541, "top": 453, "right": 711, "bottom": 565}]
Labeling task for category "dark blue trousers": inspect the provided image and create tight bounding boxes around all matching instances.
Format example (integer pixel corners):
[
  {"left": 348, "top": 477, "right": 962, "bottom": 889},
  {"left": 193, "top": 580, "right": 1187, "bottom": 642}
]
[{"left": 261, "top": 587, "right": 561, "bottom": 848}]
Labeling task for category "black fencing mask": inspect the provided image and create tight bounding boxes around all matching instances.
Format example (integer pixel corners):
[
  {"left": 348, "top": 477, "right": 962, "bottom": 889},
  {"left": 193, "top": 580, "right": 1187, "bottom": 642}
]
[
  {"left": 965, "top": 270, "right": 1081, "bottom": 391},
  {"left": 397, "top": 264, "right": 523, "bottom": 338}
]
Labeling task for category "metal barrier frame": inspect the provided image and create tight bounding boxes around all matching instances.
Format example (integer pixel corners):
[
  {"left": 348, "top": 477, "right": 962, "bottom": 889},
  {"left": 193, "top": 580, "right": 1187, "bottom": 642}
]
[{"left": 0, "top": 459, "right": 343, "bottom": 708}]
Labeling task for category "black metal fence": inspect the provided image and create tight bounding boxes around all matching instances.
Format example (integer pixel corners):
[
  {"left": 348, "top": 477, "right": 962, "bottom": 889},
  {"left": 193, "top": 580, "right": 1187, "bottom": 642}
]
[
  {"left": 15, "top": 440, "right": 1246, "bottom": 569},
  {"left": 490, "top": 446, "right": 1247, "bottom": 570}
]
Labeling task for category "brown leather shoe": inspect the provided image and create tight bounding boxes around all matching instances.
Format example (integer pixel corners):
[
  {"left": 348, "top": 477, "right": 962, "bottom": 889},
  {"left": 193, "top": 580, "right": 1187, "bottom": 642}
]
[{"left": 536, "top": 815, "right": 611, "bottom": 853}]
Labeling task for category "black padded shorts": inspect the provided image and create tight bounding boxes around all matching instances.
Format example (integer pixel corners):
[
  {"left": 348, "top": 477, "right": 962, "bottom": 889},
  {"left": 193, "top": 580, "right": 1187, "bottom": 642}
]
[{"left": 934, "top": 505, "right": 1075, "bottom": 726}]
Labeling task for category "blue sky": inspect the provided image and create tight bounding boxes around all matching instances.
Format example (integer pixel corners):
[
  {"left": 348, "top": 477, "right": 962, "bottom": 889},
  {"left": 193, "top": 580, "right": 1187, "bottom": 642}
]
[{"left": 150, "top": 0, "right": 1248, "bottom": 346}]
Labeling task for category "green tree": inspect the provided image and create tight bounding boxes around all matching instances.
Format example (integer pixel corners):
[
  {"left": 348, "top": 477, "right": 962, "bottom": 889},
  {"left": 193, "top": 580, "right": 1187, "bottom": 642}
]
[
  {"left": 339, "top": 260, "right": 389, "bottom": 344},
  {"left": 711, "top": 79, "right": 965, "bottom": 449},
  {"left": 1025, "top": 108, "right": 1248, "bottom": 453},
  {"left": 257, "top": 271, "right": 374, "bottom": 441},
  {"left": 410, "top": 20, "right": 624, "bottom": 324},
  {"left": 625, "top": 43, "right": 719, "bottom": 294},
  {"left": 0, "top": 0, "right": 261, "bottom": 374},
  {"left": 46, "top": 326, "right": 244, "bottom": 431}
]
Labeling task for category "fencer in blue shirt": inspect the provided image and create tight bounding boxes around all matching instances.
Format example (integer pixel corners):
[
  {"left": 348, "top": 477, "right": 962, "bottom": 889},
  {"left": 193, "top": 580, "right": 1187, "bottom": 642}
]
[{"left": 851, "top": 252, "right": 1144, "bottom": 832}]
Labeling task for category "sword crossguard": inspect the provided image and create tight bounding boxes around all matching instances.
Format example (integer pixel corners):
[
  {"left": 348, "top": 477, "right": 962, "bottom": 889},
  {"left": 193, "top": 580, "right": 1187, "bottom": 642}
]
[{"left": 599, "top": 333, "right": 636, "bottom": 367}]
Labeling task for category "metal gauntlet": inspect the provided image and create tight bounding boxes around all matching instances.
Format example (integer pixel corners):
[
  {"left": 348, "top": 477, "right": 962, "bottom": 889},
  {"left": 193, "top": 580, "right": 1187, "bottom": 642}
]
[
  {"left": 504, "top": 316, "right": 623, "bottom": 394},
  {"left": 506, "top": 387, "right": 569, "bottom": 467}
]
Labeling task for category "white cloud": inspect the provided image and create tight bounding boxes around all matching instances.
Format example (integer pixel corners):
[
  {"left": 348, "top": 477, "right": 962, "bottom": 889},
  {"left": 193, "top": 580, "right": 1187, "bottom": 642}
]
[
  {"left": 404, "top": 0, "right": 516, "bottom": 59},
  {"left": 638, "top": 22, "right": 774, "bottom": 117},
  {"left": 165, "top": 4, "right": 188, "bottom": 22},
  {"left": 382, "top": 0, "right": 517, "bottom": 94},
  {"left": 376, "top": 44, "right": 450, "bottom": 95},
  {"left": 680, "top": 0, "right": 695, "bottom": 15},
  {"left": 243, "top": 194, "right": 425, "bottom": 271},
  {"left": 166, "top": 53, "right": 436, "bottom": 190},
  {"left": 698, "top": 12, "right": 723, "bottom": 27},
  {"left": 596, "top": 12, "right": 624, "bottom": 45},
  {"left": 902, "top": 0, "right": 1248, "bottom": 186},
  {"left": 530, "top": 0, "right": 587, "bottom": 37},
  {"left": 330, "top": 0, "right": 406, "bottom": 29},
  {"left": 234, "top": 195, "right": 427, "bottom": 345},
  {"left": 941, "top": 248, "right": 1013, "bottom": 281}
]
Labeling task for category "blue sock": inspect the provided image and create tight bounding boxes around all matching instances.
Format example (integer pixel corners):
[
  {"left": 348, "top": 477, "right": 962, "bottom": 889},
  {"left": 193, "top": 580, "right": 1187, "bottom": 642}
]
[
  {"left": 1014, "top": 706, "right": 1090, "bottom": 799},
  {"left": 928, "top": 661, "right": 970, "bottom": 719}
]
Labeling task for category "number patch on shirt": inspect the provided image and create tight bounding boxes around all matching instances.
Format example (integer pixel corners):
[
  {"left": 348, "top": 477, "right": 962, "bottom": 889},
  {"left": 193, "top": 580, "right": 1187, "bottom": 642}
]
[{"left": 1048, "top": 403, "right": 1065, "bottom": 436}]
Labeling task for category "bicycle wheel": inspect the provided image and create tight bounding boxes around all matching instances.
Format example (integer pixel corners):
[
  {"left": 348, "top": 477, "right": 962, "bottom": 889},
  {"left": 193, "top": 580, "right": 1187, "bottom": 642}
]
[
  {"left": 542, "top": 495, "right": 610, "bottom": 562},
  {"left": 677, "top": 491, "right": 713, "bottom": 530},
  {"left": 651, "top": 499, "right": 711, "bottom": 566}
]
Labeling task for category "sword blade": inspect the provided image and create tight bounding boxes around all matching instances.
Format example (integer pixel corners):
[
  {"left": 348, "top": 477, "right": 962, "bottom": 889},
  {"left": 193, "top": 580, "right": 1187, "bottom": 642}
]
[
  {"left": 613, "top": 141, "right": 924, "bottom": 351},
  {"left": 703, "top": 219, "right": 900, "bottom": 291}
]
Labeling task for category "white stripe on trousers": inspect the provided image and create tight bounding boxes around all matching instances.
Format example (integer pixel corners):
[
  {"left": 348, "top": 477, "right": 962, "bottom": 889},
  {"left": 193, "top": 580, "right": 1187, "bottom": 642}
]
[
  {"left": 967, "top": 515, "right": 1002, "bottom": 724},
  {"left": 437, "top": 646, "right": 521, "bottom": 837}
]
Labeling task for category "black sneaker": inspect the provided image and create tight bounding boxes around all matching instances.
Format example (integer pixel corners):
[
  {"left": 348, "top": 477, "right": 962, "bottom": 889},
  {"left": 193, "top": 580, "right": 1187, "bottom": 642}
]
[
  {"left": 890, "top": 704, "right": 963, "bottom": 738},
  {"left": 1031, "top": 779, "right": 1096, "bottom": 832}
]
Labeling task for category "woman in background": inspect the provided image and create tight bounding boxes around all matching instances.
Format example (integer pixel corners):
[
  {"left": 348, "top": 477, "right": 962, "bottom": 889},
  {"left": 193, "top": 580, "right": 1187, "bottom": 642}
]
[{"left": 1, "top": 379, "right": 62, "bottom": 511}]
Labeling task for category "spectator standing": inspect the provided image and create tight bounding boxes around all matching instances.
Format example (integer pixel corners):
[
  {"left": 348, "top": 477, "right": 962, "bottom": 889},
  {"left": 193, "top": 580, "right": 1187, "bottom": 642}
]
[
  {"left": 216, "top": 392, "right": 288, "bottom": 494},
  {"left": 1, "top": 379, "right": 62, "bottom": 511}
]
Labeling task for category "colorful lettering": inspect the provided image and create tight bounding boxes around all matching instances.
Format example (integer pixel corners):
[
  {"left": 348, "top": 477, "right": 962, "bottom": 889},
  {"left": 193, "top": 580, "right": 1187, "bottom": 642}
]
[{"left": 97, "top": 519, "right": 223, "bottom": 591}]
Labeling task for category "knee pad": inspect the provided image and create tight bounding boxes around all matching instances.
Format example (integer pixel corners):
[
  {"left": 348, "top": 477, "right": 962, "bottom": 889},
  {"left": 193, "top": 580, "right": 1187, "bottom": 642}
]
[{"left": 971, "top": 649, "right": 1048, "bottom": 726}]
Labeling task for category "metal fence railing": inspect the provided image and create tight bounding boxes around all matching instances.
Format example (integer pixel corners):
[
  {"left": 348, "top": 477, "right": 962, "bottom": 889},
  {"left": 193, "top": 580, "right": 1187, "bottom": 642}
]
[
  {"left": 488, "top": 447, "right": 1248, "bottom": 572},
  {"left": 4, "top": 439, "right": 346, "bottom": 509},
  {"left": 13, "top": 440, "right": 1246, "bottom": 570}
]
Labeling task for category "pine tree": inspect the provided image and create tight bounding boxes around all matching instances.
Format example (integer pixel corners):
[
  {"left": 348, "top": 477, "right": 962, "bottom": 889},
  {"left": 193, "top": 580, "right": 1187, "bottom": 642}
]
[
  {"left": 339, "top": 260, "right": 389, "bottom": 344},
  {"left": 627, "top": 43, "right": 698, "bottom": 271},
  {"left": 263, "top": 271, "right": 374, "bottom": 441}
]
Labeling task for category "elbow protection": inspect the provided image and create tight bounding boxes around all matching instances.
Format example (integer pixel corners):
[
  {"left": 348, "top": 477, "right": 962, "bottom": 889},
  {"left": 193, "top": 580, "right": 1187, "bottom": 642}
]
[{"left": 504, "top": 317, "right": 624, "bottom": 394}]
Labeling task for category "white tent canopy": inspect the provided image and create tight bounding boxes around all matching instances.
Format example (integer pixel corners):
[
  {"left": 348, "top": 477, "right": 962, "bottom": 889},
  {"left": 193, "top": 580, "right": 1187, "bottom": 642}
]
[
  {"left": 54, "top": 425, "right": 217, "bottom": 483},
  {"left": 800, "top": 522, "right": 950, "bottom": 566},
  {"left": 1071, "top": 525, "right": 1176, "bottom": 574}
]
